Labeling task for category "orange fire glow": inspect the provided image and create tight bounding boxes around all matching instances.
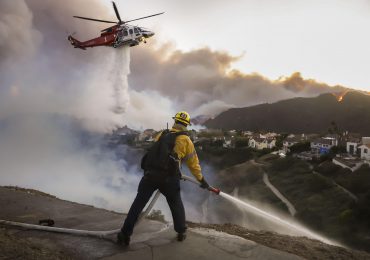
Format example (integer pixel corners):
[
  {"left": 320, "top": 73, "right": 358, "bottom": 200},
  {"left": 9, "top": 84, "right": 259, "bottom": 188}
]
[{"left": 332, "top": 90, "right": 349, "bottom": 102}]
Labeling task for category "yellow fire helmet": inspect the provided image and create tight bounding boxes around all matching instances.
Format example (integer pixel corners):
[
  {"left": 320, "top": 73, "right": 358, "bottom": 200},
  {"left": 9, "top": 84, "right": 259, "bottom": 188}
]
[{"left": 173, "top": 111, "right": 191, "bottom": 126}]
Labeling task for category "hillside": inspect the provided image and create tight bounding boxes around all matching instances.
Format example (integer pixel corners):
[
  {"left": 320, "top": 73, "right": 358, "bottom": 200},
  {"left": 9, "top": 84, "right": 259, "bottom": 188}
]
[{"left": 205, "top": 91, "right": 370, "bottom": 134}]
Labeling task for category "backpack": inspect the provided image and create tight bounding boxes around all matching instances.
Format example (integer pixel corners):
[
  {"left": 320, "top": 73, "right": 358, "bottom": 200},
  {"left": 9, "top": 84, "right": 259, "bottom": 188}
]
[{"left": 141, "top": 129, "right": 188, "bottom": 179}]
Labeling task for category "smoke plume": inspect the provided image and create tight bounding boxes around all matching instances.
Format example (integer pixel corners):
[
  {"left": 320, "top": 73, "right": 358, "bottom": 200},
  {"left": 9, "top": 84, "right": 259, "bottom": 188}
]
[
  {"left": 0, "top": 0, "right": 142, "bottom": 214},
  {"left": 0, "top": 0, "right": 351, "bottom": 223},
  {"left": 129, "top": 45, "right": 348, "bottom": 117}
]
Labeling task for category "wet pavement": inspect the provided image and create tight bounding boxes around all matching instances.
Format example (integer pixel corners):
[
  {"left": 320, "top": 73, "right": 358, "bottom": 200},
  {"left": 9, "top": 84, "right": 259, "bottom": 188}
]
[{"left": 0, "top": 187, "right": 302, "bottom": 259}]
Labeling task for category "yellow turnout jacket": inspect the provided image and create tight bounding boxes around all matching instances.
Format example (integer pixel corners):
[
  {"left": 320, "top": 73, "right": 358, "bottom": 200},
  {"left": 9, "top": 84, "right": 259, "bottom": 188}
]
[{"left": 156, "top": 124, "right": 203, "bottom": 182}]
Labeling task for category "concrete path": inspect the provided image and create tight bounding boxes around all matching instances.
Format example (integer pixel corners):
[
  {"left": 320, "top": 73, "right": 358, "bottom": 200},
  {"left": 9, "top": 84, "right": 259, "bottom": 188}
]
[
  {"left": 0, "top": 186, "right": 302, "bottom": 260},
  {"left": 263, "top": 173, "right": 297, "bottom": 216},
  {"left": 250, "top": 159, "right": 297, "bottom": 216},
  {"left": 105, "top": 228, "right": 301, "bottom": 260}
]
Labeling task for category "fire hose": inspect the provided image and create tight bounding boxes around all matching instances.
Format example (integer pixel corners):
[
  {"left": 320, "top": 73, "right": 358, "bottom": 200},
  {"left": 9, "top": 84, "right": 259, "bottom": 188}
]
[{"left": 0, "top": 175, "right": 220, "bottom": 238}]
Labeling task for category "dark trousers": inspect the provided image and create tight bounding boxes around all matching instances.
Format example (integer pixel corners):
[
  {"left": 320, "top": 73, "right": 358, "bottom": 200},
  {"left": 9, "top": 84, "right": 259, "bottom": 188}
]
[{"left": 121, "top": 175, "right": 186, "bottom": 236}]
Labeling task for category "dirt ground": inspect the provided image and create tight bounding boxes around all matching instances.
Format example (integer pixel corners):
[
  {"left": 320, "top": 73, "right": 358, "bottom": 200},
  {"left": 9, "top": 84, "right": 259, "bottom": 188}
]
[
  {"left": 0, "top": 228, "right": 72, "bottom": 260},
  {"left": 188, "top": 222, "right": 370, "bottom": 260}
]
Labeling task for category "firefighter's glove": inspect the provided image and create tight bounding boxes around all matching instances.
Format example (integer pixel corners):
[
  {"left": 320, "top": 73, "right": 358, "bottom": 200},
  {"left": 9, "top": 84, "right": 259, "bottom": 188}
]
[{"left": 200, "top": 177, "right": 210, "bottom": 189}]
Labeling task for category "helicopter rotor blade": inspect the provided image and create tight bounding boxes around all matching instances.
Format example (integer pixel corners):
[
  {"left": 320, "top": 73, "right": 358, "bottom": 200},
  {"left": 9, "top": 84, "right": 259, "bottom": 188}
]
[
  {"left": 124, "top": 12, "right": 164, "bottom": 23},
  {"left": 73, "top": 16, "right": 117, "bottom": 24},
  {"left": 112, "top": 1, "right": 122, "bottom": 23},
  {"left": 101, "top": 26, "right": 116, "bottom": 33}
]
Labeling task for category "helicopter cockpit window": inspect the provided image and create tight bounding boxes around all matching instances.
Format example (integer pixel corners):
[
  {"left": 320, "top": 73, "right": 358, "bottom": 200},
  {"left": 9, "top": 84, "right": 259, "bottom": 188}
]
[
  {"left": 134, "top": 28, "right": 139, "bottom": 34},
  {"left": 129, "top": 29, "right": 133, "bottom": 34},
  {"left": 123, "top": 30, "right": 128, "bottom": 36}
]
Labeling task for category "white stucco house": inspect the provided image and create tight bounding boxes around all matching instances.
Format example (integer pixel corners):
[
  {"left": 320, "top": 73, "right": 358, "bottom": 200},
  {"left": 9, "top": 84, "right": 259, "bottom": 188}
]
[
  {"left": 358, "top": 144, "right": 370, "bottom": 161},
  {"left": 249, "top": 137, "right": 276, "bottom": 150}
]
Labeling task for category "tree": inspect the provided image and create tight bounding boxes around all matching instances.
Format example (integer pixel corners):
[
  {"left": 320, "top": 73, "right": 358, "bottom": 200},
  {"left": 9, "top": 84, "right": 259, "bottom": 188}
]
[
  {"left": 288, "top": 141, "right": 310, "bottom": 154},
  {"left": 275, "top": 133, "right": 288, "bottom": 149},
  {"left": 234, "top": 137, "right": 249, "bottom": 148}
]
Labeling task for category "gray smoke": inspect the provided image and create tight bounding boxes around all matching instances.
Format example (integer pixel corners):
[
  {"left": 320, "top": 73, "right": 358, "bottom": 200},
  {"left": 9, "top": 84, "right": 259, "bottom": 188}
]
[
  {"left": 129, "top": 45, "right": 347, "bottom": 117},
  {"left": 0, "top": 0, "right": 141, "bottom": 214}
]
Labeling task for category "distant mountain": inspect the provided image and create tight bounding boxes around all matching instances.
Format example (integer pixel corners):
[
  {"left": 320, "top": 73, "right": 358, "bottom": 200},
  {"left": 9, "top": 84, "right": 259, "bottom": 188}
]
[
  {"left": 192, "top": 115, "right": 212, "bottom": 126},
  {"left": 205, "top": 91, "right": 370, "bottom": 134}
]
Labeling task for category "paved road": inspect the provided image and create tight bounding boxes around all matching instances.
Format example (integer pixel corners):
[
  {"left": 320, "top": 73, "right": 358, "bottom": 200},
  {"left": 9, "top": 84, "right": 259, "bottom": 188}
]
[{"left": 0, "top": 186, "right": 302, "bottom": 260}]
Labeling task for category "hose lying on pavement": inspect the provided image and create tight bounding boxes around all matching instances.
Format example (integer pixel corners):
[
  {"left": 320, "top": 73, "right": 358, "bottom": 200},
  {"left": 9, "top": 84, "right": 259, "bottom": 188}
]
[
  {"left": 0, "top": 175, "right": 219, "bottom": 238},
  {"left": 0, "top": 190, "right": 161, "bottom": 238}
]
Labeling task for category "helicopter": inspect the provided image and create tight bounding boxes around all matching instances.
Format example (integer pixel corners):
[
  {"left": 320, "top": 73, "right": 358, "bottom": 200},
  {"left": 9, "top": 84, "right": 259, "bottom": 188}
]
[{"left": 68, "top": 2, "right": 163, "bottom": 49}]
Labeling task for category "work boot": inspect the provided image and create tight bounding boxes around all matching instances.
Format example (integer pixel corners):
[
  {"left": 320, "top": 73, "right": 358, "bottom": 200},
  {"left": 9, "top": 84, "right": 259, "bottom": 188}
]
[
  {"left": 117, "top": 231, "right": 130, "bottom": 246},
  {"left": 177, "top": 232, "right": 187, "bottom": 242}
]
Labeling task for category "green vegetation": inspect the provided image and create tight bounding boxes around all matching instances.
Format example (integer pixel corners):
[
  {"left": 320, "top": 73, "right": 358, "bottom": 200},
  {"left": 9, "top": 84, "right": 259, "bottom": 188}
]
[
  {"left": 267, "top": 157, "right": 370, "bottom": 251},
  {"left": 197, "top": 146, "right": 255, "bottom": 169},
  {"left": 287, "top": 141, "right": 310, "bottom": 154},
  {"left": 234, "top": 137, "right": 249, "bottom": 148},
  {"left": 275, "top": 133, "right": 288, "bottom": 149}
]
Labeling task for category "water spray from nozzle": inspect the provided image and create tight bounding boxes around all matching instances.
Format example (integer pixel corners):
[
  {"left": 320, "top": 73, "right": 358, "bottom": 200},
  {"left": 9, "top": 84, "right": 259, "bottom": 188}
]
[{"left": 180, "top": 174, "right": 337, "bottom": 246}]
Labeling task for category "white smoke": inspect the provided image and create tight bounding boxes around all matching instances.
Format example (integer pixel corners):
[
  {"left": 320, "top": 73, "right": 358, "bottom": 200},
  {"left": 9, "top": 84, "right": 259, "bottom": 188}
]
[{"left": 0, "top": 0, "right": 142, "bottom": 214}]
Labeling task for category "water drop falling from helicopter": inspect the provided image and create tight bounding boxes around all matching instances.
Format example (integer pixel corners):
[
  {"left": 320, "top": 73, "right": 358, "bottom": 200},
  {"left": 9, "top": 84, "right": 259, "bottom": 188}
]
[{"left": 111, "top": 46, "right": 131, "bottom": 114}]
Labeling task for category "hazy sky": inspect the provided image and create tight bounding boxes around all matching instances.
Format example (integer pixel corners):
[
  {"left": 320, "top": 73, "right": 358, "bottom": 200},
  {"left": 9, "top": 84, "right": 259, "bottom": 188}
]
[{"left": 101, "top": 0, "right": 370, "bottom": 91}]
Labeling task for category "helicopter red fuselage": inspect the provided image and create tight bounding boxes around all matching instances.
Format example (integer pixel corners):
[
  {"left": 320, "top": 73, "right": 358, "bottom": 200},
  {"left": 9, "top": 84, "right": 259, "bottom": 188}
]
[{"left": 68, "top": 24, "right": 154, "bottom": 50}]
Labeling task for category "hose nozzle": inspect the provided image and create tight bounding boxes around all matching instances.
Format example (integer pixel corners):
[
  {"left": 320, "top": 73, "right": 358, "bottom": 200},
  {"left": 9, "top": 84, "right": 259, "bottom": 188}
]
[{"left": 208, "top": 186, "right": 220, "bottom": 195}]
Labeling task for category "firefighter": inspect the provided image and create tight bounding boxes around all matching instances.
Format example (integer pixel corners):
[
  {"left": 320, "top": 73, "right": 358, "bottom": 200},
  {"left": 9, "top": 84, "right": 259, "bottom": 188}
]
[{"left": 117, "top": 111, "right": 210, "bottom": 245}]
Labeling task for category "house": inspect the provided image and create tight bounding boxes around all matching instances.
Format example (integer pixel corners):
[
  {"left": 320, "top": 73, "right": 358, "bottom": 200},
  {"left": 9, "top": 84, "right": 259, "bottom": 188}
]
[
  {"left": 311, "top": 137, "right": 338, "bottom": 155},
  {"left": 362, "top": 137, "right": 370, "bottom": 145},
  {"left": 358, "top": 144, "right": 370, "bottom": 161},
  {"left": 346, "top": 136, "right": 370, "bottom": 157},
  {"left": 346, "top": 137, "right": 362, "bottom": 156},
  {"left": 113, "top": 125, "right": 138, "bottom": 136},
  {"left": 223, "top": 137, "right": 233, "bottom": 148},
  {"left": 264, "top": 132, "right": 279, "bottom": 138},
  {"left": 249, "top": 137, "right": 276, "bottom": 150},
  {"left": 332, "top": 156, "right": 363, "bottom": 172},
  {"left": 136, "top": 129, "right": 157, "bottom": 142},
  {"left": 241, "top": 131, "right": 254, "bottom": 137}
]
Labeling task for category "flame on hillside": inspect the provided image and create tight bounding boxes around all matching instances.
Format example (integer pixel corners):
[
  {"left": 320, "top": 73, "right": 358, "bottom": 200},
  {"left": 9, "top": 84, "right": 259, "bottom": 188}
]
[{"left": 332, "top": 90, "right": 349, "bottom": 102}]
